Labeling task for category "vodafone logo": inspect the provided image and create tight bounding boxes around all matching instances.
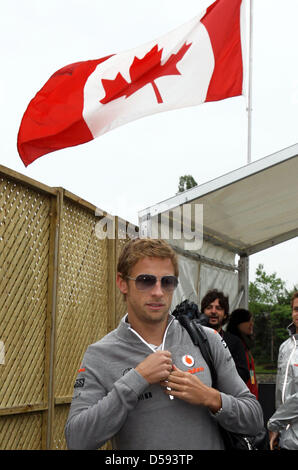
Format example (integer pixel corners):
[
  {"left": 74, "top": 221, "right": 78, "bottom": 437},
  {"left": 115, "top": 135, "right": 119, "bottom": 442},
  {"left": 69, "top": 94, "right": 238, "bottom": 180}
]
[{"left": 182, "top": 355, "right": 195, "bottom": 367}]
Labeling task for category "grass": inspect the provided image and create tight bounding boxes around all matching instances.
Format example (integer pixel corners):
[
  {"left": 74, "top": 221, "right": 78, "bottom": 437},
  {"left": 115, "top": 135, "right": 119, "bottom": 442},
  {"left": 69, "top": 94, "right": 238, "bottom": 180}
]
[{"left": 255, "top": 364, "right": 277, "bottom": 374}]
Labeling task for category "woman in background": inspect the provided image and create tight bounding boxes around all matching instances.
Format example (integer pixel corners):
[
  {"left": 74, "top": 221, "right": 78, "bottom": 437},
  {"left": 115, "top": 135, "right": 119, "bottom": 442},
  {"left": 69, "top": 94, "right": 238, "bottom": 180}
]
[{"left": 227, "top": 308, "right": 258, "bottom": 399}]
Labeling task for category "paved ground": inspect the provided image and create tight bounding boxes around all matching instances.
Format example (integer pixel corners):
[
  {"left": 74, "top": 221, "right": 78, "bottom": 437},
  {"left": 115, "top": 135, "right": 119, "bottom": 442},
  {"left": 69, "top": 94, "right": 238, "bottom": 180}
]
[{"left": 256, "top": 374, "right": 276, "bottom": 383}]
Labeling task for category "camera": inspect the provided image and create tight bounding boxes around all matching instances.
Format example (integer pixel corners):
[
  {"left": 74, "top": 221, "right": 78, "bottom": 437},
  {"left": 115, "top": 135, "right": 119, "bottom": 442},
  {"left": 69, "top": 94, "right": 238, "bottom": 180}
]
[{"left": 172, "top": 299, "right": 209, "bottom": 326}]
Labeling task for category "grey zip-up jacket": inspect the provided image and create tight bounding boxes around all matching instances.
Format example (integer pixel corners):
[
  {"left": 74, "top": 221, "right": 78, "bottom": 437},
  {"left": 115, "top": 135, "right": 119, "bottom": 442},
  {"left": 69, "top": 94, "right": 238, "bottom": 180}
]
[
  {"left": 65, "top": 315, "right": 263, "bottom": 450},
  {"left": 267, "top": 323, "right": 298, "bottom": 449}
]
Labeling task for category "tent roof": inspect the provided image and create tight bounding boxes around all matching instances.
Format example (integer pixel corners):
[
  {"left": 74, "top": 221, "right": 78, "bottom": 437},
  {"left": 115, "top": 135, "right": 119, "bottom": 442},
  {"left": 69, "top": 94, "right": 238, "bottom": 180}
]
[{"left": 138, "top": 143, "right": 298, "bottom": 256}]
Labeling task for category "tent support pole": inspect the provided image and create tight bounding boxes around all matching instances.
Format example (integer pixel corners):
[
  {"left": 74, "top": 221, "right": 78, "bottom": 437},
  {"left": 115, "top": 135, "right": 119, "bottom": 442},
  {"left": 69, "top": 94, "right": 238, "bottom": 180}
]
[{"left": 238, "top": 255, "right": 249, "bottom": 309}]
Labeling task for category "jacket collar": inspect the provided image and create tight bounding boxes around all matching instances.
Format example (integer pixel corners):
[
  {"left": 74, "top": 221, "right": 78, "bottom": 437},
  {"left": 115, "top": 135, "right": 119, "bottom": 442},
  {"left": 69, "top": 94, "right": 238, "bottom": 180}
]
[
  {"left": 287, "top": 322, "right": 297, "bottom": 336},
  {"left": 116, "top": 313, "right": 177, "bottom": 346}
]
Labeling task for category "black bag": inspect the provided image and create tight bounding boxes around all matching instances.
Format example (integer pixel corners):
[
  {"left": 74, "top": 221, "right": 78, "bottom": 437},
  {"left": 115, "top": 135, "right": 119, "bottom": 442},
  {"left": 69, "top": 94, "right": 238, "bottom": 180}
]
[{"left": 172, "top": 301, "right": 270, "bottom": 451}]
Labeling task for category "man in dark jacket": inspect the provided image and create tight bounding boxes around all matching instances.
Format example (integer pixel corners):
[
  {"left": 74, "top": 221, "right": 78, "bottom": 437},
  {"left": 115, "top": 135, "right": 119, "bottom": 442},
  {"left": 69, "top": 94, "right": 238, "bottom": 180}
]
[{"left": 201, "top": 289, "right": 250, "bottom": 384}]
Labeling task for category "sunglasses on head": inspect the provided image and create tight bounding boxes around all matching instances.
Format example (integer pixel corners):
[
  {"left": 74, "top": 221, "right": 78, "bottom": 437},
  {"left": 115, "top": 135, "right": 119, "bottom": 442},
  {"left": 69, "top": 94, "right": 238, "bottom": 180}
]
[{"left": 127, "top": 274, "right": 178, "bottom": 292}]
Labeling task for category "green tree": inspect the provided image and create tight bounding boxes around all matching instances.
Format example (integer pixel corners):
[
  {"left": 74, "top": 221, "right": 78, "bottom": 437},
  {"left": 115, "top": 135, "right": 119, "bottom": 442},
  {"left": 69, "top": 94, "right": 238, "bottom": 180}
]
[
  {"left": 249, "top": 264, "right": 294, "bottom": 366},
  {"left": 249, "top": 264, "right": 287, "bottom": 305},
  {"left": 178, "top": 175, "right": 198, "bottom": 193}
]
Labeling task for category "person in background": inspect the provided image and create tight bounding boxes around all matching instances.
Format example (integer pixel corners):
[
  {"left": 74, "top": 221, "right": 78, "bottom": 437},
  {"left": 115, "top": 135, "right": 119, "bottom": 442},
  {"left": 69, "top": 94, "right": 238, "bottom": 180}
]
[
  {"left": 267, "top": 291, "right": 298, "bottom": 450},
  {"left": 226, "top": 308, "right": 258, "bottom": 399},
  {"left": 201, "top": 290, "right": 250, "bottom": 385}
]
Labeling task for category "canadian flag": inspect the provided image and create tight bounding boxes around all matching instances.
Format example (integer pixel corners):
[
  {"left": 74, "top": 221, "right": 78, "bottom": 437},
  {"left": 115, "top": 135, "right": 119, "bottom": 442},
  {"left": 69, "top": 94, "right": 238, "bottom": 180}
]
[{"left": 17, "top": 0, "right": 245, "bottom": 166}]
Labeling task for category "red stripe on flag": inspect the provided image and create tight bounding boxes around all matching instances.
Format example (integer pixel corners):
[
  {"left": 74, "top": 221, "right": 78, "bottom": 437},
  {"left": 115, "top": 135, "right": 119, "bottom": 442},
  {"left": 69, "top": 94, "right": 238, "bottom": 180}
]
[
  {"left": 17, "top": 56, "right": 112, "bottom": 166},
  {"left": 201, "top": 0, "right": 243, "bottom": 102}
]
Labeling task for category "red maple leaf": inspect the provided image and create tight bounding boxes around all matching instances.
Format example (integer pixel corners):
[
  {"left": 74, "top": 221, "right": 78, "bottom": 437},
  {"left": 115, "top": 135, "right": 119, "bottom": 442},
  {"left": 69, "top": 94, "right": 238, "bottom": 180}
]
[{"left": 100, "top": 42, "right": 192, "bottom": 105}]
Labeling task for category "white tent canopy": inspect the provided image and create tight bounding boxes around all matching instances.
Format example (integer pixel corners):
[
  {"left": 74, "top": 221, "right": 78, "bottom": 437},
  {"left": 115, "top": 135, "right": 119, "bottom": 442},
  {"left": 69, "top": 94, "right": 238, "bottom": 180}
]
[{"left": 138, "top": 143, "right": 298, "bottom": 310}]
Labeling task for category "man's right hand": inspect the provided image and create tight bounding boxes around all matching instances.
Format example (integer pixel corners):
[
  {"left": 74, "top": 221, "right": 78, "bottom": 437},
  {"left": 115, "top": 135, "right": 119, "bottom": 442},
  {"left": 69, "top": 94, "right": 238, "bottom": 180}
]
[{"left": 135, "top": 350, "right": 173, "bottom": 384}]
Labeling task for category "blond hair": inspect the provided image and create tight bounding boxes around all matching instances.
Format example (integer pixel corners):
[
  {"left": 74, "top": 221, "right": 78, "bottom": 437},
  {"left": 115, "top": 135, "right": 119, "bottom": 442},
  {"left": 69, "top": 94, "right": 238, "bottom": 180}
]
[{"left": 117, "top": 238, "right": 179, "bottom": 279}]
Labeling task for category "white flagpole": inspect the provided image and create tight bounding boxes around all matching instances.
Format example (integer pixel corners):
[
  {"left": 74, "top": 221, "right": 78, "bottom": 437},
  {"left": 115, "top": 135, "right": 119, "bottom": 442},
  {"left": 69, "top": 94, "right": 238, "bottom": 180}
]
[{"left": 247, "top": 0, "right": 254, "bottom": 164}]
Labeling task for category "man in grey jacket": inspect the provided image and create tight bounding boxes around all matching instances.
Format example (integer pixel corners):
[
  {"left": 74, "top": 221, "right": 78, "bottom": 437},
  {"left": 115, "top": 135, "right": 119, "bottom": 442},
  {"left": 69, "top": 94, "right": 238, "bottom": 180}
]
[
  {"left": 267, "top": 291, "right": 298, "bottom": 450},
  {"left": 65, "top": 238, "right": 263, "bottom": 450}
]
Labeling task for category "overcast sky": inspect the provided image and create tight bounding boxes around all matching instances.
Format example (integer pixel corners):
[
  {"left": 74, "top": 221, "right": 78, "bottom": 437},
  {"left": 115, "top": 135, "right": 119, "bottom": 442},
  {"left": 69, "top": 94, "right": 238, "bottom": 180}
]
[{"left": 1, "top": 0, "right": 298, "bottom": 289}]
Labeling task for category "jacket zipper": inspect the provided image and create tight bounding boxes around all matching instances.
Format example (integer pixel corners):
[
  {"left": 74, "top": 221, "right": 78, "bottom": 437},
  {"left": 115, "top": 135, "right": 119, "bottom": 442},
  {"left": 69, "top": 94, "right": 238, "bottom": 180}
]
[
  {"left": 128, "top": 317, "right": 175, "bottom": 399},
  {"left": 281, "top": 335, "right": 297, "bottom": 404}
]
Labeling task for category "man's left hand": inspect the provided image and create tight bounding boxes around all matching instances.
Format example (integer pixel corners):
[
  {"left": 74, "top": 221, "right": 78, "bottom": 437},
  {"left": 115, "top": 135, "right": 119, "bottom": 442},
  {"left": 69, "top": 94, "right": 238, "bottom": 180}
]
[{"left": 160, "top": 365, "right": 222, "bottom": 413}]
